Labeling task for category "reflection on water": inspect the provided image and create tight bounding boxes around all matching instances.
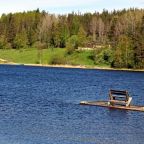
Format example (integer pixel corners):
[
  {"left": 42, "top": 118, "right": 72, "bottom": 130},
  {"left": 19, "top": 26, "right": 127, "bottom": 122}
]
[{"left": 0, "top": 65, "right": 144, "bottom": 144}]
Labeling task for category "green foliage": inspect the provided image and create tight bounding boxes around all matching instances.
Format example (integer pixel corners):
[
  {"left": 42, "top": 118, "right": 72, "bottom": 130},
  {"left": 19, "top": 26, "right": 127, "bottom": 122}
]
[
  {"left": 113, "top": 35, "right": 134, "bottom": 68},
  {"left": 77, "top": 26, "right": 87, "bottom": 47},
  {"left": 67, "top": 50, "right": 95, "bottom": 66},
  {"left": 68, "top": 14, "right": 80, "bottom": 35},
  {"left": 6, "top": 14, "right": 17, "bottom": 45},
  {"left": 53, "top": 16, "right": 69, "bottom": 48},
  {"left": 27, "top": 28, "right": 37, "bottom": 46},
  {"left": 0, "top": 36, "right": 11, "bottom": 49},
  {"left": 131, "top": 15, "right": 144, "bottom": 69},
  {"left": 49, "top": 54, "right": 66, "bottom": 65},
  {"left": 92, "top": 47, "right": 113, "bottom": 65},
  {"left": 0, "top": 36, "right": 6, "bottom": 49},
  {"left": 66, "top": 35, "right": 78, "bottom": 54},
  {"left": 13, "top": 30, "right": 28, "bottom": 49},
  {"left": 34, "top": 41, "right": 47, "bottom": 49}
]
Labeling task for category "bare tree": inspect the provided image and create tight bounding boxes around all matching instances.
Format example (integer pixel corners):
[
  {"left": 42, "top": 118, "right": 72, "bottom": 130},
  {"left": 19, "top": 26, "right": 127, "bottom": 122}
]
[
  {"left": 38, "top": 14, "right": 53, "bottom": 44},
  {"left": 90, "top": 16, "right": 97, "bottom": 42},
  {"left": 97, "top": 18, "right": 105, "bottom": 43}
]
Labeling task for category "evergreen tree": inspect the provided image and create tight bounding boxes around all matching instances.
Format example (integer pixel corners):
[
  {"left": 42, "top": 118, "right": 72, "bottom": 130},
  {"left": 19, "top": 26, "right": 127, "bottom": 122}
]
[
  {"left": 77, "top": 26, "right": 87, "bottom": 47},
  {"left": 6, "top": 14, "right": 17, "bottom": 48},
  {"left": 113, "top": 35, "right": 134, "bottom": 68},
  {"left": 132, "top": 15, "right": 144, "bottom": 68},
  {"left": 13, "top": 29, "right": 28, "bottom": 49}
]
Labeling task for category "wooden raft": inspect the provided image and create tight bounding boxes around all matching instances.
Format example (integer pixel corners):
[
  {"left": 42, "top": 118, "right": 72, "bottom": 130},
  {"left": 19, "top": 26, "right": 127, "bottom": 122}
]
[
  {"left": 80, "top": 90, "right": 144, "bottom": 112},
  {"left": 80, "top": 101, "right": 144, "bottom": 112}
]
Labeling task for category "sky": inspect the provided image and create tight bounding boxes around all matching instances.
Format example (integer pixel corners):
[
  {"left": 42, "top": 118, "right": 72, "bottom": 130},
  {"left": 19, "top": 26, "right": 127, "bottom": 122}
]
[{"left": 0, "top": 0, "right": 144, "bottom": 15}]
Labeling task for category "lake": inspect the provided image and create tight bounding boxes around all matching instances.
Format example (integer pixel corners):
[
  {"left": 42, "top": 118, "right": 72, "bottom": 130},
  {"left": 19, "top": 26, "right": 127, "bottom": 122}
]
[{"left": 0, "top": 65, "right": 144, "bottom": 144}]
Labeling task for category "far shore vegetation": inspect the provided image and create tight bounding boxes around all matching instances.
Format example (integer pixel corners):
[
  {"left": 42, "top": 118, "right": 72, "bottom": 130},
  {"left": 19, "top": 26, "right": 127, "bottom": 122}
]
[
  {"left": 0, "top": 48, "right": 111, "bottom": 67},
  {"left": 0, "top": 8, "right": 144, "bottom": 69}
]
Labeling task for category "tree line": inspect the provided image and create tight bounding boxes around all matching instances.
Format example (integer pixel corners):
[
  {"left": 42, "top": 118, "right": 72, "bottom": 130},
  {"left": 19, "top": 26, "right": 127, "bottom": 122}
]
[{"left": 0, "top": 8, "right": 144, "bottom": 68}]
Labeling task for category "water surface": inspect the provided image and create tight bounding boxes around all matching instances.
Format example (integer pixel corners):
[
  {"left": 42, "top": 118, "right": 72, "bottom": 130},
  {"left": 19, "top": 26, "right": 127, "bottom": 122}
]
[{"left": 0, "top": 65, "right": 144, "bottom": 144}]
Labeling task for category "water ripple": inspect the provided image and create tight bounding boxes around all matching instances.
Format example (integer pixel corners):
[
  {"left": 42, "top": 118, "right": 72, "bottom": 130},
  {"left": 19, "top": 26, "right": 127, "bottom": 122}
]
[{"left": 0, "top": 65, "right": 144, "bottom": 144}]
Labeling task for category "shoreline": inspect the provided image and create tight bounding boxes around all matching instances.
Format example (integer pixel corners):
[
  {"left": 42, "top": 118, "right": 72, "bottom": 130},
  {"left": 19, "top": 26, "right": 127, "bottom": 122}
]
[
  {"left": 23, "top": 64, "right": 144, "bottom": 72},
  {"left": 0, "top": 62, "right": 144, "bottom": 72}
]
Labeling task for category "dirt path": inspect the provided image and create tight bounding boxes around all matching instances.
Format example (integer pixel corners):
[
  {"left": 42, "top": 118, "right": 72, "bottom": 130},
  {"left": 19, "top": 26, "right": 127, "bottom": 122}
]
[{"left": 0, "top": 58, "right": 7, "bottom": 62}]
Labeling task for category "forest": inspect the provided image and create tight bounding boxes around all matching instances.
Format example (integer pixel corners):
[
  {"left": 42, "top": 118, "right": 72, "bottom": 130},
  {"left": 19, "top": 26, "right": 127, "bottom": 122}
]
[{"left": 0, "top": 8, "right": 144, "bottom": 69}]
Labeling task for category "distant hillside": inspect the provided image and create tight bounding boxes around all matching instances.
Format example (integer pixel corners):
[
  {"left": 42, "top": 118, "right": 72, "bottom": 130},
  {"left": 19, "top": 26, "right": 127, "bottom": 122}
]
[{"left": 0, "top": 8, "right": 144, "bottom": 68}]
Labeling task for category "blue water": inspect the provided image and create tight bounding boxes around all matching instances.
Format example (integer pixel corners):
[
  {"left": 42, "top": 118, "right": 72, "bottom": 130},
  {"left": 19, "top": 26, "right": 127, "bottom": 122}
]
[{"left": 0, "top": 65, "right": 144, "bottom": 144}]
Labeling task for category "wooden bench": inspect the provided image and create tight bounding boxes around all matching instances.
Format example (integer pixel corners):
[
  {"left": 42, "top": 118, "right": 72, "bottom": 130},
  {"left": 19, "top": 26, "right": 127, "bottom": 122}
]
[{"left": 108, "top": 89, "right": 132, "bottom": 107}]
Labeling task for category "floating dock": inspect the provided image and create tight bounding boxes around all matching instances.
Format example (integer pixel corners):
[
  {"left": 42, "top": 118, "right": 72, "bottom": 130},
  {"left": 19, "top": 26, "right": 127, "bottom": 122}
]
[{"left": 80, "top": 101, "right": 144, "bottom": 112}]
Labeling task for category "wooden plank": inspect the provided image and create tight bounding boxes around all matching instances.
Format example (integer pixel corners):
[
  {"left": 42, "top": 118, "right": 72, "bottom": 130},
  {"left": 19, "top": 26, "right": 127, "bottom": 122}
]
[
  {"left": 80, "top": 101, "right": 144, "bottom": 112},
  {"left": 112, "top": 95, "right": 127, "bottom": 98},
  {"left": 109, "top": 100, "right": 127, "bottom": 104},
  {"left": 110, "top": 90, "right": 128, "bottom": 95},
  {"left": 110, "top": 89, "right": 127, "bottom": 93}
]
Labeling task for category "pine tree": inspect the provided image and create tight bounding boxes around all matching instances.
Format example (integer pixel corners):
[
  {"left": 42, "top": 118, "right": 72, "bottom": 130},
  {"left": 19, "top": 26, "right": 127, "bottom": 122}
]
[
  {"left": 13, "top": 29, "right": 28, "bottom": 49},
  {"left": 6, "top": 14, "right": 17, "bottom": 47}
]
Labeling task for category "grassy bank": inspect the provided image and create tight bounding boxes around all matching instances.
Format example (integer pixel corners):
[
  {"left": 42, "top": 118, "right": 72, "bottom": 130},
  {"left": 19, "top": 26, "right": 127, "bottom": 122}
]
[
  {"left": 1, "top": 48, "right": 144, "bottom": 71},
  {"left": 0, "top": 48, "right": 99, "bottom": 67}
]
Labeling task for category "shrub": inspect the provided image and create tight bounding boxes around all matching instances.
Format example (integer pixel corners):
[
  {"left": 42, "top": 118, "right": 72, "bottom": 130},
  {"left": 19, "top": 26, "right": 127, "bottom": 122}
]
[
  {"left": 66, "top": 35, "right": 78, "bottom": 55},
  {"left": 92, "top": 47, "right": 113, "bottom": 65},
  {"left": 49, "top": 54, "right": 66, "bottom": 65},
  {"left": 0, "top": 36, "right": 11, "bottom": 49}
]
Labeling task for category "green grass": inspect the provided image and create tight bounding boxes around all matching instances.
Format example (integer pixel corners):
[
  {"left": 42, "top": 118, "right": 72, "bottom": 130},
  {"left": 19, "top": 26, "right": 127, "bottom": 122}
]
[
  {"left": 0, "top": 48, "right": 110, "bottom": 67},
  {"left": 0, "top": 48, "right": 66, "bottom": 64},
  {"left": 0, "top": 48, "right": 38, "bottom": 64},
  {"left": 67, "top": 50, "right": 95, "bottom": 66}
]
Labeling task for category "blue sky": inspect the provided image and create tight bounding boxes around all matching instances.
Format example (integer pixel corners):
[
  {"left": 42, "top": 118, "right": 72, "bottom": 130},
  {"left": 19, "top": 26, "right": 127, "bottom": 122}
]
[{"left": 0, "top": 0, "right": 144, "bottom": 15}]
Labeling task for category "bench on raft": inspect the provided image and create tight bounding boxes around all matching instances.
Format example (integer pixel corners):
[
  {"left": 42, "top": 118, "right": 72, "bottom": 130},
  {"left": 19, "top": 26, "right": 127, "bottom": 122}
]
[{"left": 108, "top": 89, "right": 132, "bottom": 107}]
